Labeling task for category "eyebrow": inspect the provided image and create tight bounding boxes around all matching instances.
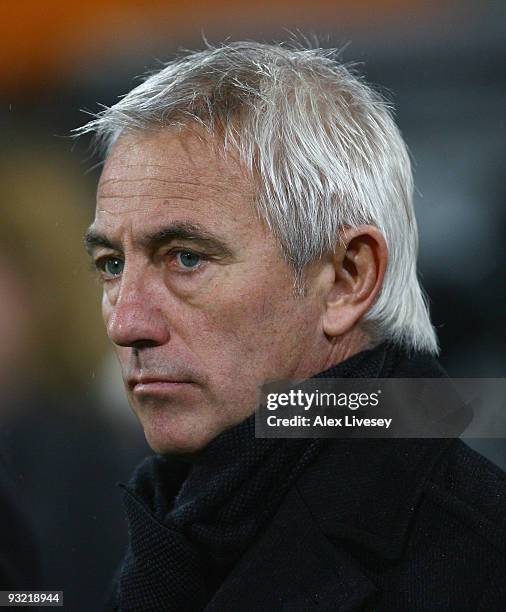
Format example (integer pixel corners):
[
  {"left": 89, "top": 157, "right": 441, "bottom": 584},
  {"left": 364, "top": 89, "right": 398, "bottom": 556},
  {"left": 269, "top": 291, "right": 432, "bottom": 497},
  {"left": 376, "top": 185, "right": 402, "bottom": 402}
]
[
  {"left": 84, "top": 229, "right": 118, "bottom": 254},
  {"left": 84, "top": 221, "right": 233, "bottom": 257}
]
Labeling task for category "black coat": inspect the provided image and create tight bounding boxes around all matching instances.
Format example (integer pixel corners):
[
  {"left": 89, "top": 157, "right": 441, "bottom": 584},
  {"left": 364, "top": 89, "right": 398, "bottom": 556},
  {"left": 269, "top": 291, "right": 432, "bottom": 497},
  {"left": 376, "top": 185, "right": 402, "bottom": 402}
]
[
  {"left": 203, "top": 437, "right": 506, "bottom": 611},
  {"left": 110, "top": 346, "right": 506, "bottom": 611}
]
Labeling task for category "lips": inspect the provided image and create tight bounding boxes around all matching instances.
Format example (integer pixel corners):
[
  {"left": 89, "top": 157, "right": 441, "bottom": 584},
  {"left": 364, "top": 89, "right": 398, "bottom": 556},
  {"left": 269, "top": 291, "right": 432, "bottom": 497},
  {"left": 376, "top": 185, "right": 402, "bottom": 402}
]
[{"left": 127, "top": 375, "right": 196, "bottom": 395}]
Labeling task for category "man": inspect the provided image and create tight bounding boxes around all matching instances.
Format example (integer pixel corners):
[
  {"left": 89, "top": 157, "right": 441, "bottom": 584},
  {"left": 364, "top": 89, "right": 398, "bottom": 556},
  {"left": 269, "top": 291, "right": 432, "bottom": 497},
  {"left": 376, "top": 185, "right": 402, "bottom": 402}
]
[{"left": 79, "top": 42, "right": 505, "bottom": 610}]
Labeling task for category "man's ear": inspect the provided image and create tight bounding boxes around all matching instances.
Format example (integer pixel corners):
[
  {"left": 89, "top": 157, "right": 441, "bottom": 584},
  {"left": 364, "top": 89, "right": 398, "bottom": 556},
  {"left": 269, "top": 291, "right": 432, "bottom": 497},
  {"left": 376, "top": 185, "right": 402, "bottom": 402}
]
[{"left": 321, "top": 225, "right": 388, "bottom": 338}]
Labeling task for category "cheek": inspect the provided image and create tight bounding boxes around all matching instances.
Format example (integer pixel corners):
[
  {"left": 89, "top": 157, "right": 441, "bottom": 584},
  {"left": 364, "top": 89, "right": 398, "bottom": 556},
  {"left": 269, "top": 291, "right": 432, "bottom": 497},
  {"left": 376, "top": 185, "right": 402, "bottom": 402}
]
[
  {"left": 206, "top": 269, "right": 322, "bottom": 377},
  {"left": 101, "top": 293, "right": 113, "bottom": 336},
  {"left": 190, "top": 268, "right": 301, "bottom": 363},
  {"left": 101, "top": 292, "right": 110, "bottom": 323}
]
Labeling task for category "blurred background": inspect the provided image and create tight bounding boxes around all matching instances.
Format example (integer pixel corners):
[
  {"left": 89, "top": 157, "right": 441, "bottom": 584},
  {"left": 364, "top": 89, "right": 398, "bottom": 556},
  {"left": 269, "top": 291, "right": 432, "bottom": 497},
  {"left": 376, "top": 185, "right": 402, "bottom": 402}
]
[{"left": 1, "top": 0, "right": 504, "bottom": 609}]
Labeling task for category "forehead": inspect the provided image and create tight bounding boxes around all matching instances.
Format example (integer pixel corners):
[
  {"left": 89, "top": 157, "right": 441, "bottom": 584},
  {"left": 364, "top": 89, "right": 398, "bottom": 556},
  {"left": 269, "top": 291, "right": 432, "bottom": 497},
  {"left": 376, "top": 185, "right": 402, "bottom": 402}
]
[{"left": 95, "top": 128, "right": 258, "bottom": 237}]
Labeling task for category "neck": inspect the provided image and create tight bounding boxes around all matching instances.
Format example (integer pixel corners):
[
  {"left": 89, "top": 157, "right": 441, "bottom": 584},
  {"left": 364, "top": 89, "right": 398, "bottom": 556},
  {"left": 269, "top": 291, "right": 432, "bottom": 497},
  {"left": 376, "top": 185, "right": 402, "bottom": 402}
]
[{"left": 318, "top": 327, "right": 374, "bottom": 374}]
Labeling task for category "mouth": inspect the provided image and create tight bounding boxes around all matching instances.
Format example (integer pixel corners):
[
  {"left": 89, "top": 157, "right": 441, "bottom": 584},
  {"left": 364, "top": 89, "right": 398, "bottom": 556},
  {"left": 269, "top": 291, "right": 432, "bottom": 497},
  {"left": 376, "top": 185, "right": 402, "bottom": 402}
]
[{"left": 128, "top": 376, "right": 196, "bottom": 396}]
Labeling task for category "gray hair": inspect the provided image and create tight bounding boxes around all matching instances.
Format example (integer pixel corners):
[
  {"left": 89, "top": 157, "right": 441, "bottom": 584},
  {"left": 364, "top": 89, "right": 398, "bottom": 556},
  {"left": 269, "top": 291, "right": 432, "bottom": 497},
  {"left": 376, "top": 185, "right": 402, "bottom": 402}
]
[{"left": 77, "top": 41, "right": 438, "bottom": 354}]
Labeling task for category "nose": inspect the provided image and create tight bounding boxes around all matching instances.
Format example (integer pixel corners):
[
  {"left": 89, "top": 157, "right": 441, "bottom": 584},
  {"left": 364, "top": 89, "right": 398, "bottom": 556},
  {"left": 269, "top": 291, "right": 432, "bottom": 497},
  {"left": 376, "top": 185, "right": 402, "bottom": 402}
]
[{"left": 105, "top": 274, "right": 170, "bottom": 349}]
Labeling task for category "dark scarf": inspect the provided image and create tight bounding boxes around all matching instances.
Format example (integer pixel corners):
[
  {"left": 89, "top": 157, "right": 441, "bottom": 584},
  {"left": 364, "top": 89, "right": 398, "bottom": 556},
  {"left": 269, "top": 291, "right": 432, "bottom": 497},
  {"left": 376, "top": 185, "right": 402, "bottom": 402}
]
[{"left": 112, "top": 342, "right": 399, "bottom": 611}]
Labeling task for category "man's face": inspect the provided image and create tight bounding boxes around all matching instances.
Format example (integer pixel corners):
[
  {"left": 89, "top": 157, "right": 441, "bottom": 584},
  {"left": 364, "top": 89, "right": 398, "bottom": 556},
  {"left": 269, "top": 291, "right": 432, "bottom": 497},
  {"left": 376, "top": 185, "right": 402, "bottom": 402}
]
[{"left": 88, "top": 128, "right": 327, "bottom": 454}]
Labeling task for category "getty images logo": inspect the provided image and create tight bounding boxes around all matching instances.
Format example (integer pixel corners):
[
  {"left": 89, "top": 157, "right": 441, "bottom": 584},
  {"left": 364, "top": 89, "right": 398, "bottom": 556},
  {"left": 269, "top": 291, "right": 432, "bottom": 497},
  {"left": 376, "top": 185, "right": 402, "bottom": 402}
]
[{"left": 265, "top": 389, "right": 382, "bottom": 411}]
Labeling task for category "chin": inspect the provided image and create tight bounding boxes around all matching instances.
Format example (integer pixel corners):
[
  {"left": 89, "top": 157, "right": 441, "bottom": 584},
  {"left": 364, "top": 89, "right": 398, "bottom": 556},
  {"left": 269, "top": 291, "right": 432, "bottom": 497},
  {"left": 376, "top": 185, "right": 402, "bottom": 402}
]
[{"left": 141, "top": 414, "right": 220, "bottom": 456}]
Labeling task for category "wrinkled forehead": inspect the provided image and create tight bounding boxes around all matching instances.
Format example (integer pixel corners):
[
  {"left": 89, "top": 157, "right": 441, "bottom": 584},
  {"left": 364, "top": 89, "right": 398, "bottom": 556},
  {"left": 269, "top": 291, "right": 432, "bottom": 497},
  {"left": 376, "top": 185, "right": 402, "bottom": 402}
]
[
  {"left": 98, "top": 127, "right": 251, "bottom": 198},
  {"left": 92, "top": 127, "right": 266, "bottom": 245}
]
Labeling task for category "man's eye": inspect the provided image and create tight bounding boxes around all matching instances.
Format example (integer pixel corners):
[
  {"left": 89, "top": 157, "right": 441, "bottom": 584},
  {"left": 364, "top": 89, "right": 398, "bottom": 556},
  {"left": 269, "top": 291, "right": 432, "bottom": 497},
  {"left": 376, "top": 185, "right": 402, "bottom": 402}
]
[
  {"left": 100, "top": 257, "right": 124, "bottom": 277},
  {"left": 175, "top": 251, "right": 202, "bottom": 269}
]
